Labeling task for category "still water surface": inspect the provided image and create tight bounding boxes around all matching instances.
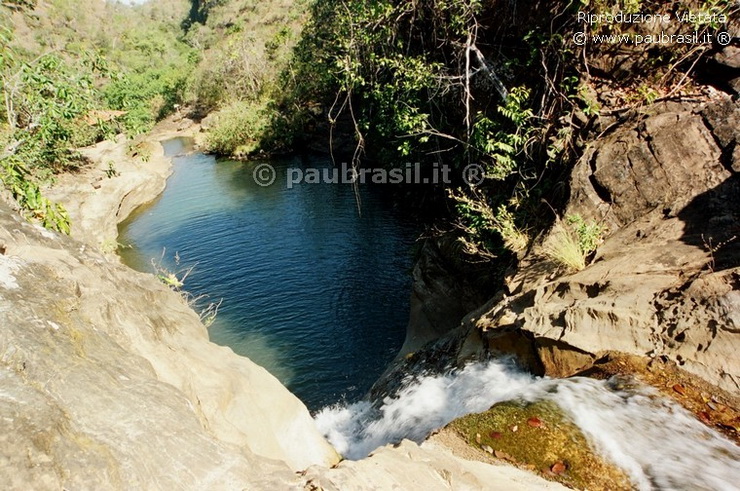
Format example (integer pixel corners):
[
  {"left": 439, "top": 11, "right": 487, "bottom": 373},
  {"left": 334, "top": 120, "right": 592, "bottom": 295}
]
[{"left": 118, "top": 138, "right": 419, "bottom": 410}]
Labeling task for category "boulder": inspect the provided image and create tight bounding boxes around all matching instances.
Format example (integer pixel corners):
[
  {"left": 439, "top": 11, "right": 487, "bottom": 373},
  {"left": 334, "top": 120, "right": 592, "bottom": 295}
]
[
  {"left": 0, "top": 200, "right": 339, "bottom": 488},
  {"left": 476, "top": 95, "right": 740, "bottom": 395}
]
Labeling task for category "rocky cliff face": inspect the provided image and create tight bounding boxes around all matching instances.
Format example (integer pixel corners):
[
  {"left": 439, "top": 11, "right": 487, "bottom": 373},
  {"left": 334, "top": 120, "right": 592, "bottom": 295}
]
[
  {"left": 1, "top": 119, "right": 343, "bottom": 485},
  {"left": 484, "top": 94, "right": 740, "bottom": 395},
  {"left": 2, "top": 123, "right": 572, "bottom": 489},
  {"left": 0, "top": 198, "right": 341, "bottom": 487},
  {"left": 400, "top": 239, "right": 495, "bottom": 357},
  {"left": 398, "top": 93, "right": 740, "bottom": 404}
]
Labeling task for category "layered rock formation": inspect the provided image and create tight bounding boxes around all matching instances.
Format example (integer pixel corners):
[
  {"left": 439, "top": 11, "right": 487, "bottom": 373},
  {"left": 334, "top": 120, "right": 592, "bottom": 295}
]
[
  {"left": 1, "top": 120, "right": 570, "bottom": 489},
  {"left": 1, "top": 120, "right": 340, "bottom": 486},
  {"left": 44, "top": 117, "right": 199, "bottom": 249},
  {"left": 0, "top": 198, "right": 340, "bottom": 486},
  {"left": 398, "top": 93, "right": 740, "bottom": 403},
  {"left": 483, "top": 94, "right": 740, "bottom": 395}
]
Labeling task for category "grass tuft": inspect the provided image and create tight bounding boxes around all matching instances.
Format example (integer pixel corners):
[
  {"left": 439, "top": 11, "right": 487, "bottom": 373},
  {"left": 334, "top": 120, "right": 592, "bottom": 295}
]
[
  {"left": 544, "top": 222, "right": 587, "bottom": 272},
  {"left": 544, "top": 215, "right": 605, "bottom": 272}
]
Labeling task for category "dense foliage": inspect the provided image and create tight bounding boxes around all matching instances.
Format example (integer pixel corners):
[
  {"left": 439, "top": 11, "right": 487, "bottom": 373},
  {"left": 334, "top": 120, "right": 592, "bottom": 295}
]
[
  {"left": 273, "top": 0, "right": 736, "bottom": 261},
  {"left": 0, "top": 0, "right": 196, "bottom": 231},
  {"left": 0, "top": 0, "right": 734, "bottom": 248},
  {"left": 183, "top": 0, "right": 309, "bottom": 156},
  {"left": 271, "top": 0, "right": 580, "bottom": 258}
]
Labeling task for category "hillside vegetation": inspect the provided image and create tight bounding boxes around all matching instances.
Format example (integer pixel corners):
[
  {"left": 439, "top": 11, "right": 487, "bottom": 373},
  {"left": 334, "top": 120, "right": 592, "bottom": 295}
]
[
  {"left": 0, "top": 0, "right": 195, "bottom": 231},
  {"left": 184, "top": 0, "right": 311, "bottom": 156},
  {"left": 271, "top": 0, "right": 737, "bottom": 266},
  {"left": 0, "top": 0, "right": 313, "bottom": 230},
  {"left": 1, "top": 0, "right": 737, "bottom": 263},
  {"left": 185, "top": 0, "right": 737, "bottom": 275}
]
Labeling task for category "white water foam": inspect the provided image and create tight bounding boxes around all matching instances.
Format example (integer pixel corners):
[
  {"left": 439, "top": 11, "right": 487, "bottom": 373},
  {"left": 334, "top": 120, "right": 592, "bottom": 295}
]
[{"left": 314, "top": 358, "right": 740, "bottom": 490}]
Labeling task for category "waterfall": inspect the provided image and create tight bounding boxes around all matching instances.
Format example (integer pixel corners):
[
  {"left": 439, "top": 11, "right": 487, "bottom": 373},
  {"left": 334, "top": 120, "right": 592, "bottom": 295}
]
[{"left": 315, "top": 358, "right": 740, "bottom": 490}]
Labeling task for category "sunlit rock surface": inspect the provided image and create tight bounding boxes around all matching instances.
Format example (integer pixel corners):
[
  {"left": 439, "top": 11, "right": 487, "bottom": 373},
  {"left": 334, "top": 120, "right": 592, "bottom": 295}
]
[{"left": 0, "top": 200, "right": 338, "bottom": 486}]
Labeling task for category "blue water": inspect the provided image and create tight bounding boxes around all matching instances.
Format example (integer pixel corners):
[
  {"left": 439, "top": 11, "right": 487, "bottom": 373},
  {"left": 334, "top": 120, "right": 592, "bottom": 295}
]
[{"left": 118, "top": 138, "right": 419, "bottom": 410}]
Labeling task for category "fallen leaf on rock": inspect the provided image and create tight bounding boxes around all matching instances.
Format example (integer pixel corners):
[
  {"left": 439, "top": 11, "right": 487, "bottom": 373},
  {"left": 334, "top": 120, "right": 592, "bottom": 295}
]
[
  {"left": 527, "top": 417, "right": 543, "bottom": 428},
  {"left": 698, "top": 411, "right": 711, "bottom": 424},
  {"left": 489, "top": 431, "right": 502, "bottom": 439},
  {"left": 494, "top": 449, "right": 514, "bottom": 461},
  {"left": 551, "top": 461, "right": 567, "bottom": 475},
  {"left": 672, "top": 384, "right": 686, "bottom": 396}
]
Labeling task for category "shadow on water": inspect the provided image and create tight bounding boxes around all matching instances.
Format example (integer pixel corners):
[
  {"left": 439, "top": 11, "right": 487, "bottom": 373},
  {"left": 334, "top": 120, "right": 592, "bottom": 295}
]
[{"left": 118, "top": 148, "right": 419, "bottom": 410}]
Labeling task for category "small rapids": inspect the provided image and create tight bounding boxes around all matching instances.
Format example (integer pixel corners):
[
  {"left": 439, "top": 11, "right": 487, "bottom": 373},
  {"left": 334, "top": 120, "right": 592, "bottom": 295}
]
[{"left": 314, "top": 358, "right": 740, "bottom": 490}]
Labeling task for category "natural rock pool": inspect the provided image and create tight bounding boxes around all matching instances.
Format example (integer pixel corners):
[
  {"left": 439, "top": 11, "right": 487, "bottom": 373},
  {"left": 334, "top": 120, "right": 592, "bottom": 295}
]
[
  {"left": 118, "top": 140, "right": 740, "bottom": 490},
  {"left": 118, "top": 138, "right": 419, "bottom": 410}
]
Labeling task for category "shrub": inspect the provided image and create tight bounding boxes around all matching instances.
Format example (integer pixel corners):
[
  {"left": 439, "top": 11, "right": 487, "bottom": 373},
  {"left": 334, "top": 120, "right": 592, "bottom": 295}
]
[
  {"left": 0, "top": 1, "right": 195, "bottom": 233},
  {"left": 0, "top": 157, "right": 70, "bottom": 234},
  {"left": 449, "top": 189, "right": 530, "bottom": 259},
  {"left": 544, "top": 215, "right": 605, "bottom": 272},
  {"left": 150, "top": 250, "right": 222, "bottom": 328},
  {"left": 103, "top": 66, "right": 191, "bottom": 135},
  {"left": 544, "top": 222, "right": 587, "bottom": 272},
  {"left": 205, "top": 100, "right": 273, "bottom": 156},
  {"left": 567, "top": 214, "right": 605, "bottom": 257}
]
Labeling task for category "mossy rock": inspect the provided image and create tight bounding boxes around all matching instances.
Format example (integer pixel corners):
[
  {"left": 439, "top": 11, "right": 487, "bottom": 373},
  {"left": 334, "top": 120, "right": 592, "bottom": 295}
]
[{"left": 448, "top": 400, "right": 630, "bottom": 490}]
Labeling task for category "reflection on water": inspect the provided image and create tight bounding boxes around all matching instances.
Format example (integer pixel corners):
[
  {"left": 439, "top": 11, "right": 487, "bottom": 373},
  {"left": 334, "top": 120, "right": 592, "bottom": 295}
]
[{"left": 118, "top": 143, "right": 419, "bottom": 410}]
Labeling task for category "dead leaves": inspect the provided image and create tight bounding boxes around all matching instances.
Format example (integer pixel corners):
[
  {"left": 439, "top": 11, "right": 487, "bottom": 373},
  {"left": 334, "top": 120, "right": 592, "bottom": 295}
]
[
  {"left": 550, "top": 461, "right": 567, "bottom": 475},
  {"left": 672, "top": 383, "right": 686, "bottom": 396}
]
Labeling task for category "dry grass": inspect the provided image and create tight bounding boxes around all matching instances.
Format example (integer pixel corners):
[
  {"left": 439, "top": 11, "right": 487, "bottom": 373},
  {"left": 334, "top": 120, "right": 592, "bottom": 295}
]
[
  {"left": 543, "top": 221, "right": 586, "bottom": 272},
  {"left": 150, "top": 249, "right": 222, "bottom": 328}
]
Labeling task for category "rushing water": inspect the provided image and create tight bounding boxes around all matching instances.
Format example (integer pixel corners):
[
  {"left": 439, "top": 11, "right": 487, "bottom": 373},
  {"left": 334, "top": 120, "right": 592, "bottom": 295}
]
[
  {"left": 118, "top": 138, "right": 419, "bottom": 410},
  {"left": 119, "top": 139, "right": 740, "bottom": 489},
  {"left": 315, "top": 358, "right": 740, "bottom": 490}
]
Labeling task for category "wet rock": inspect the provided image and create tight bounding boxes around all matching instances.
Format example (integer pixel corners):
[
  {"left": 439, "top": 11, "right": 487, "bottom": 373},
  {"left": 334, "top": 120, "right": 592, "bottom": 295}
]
[{"left": 446, "top": 400, "right": 630, "bottom": 490}]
